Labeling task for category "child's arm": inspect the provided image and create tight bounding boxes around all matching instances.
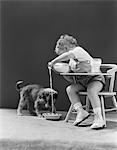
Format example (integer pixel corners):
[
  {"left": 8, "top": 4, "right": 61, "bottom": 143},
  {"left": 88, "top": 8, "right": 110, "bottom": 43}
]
[{"left": 48, "top": 51, "right": 74, "bottom": 67}]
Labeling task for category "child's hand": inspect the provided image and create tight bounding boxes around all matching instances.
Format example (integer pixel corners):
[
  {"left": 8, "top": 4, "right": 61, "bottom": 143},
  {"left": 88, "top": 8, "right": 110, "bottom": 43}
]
[
  {"left": 72, "top": 68, "right": 80, "bottom": 72},
  {"left": 69, "top": 59, "right": 77, "bottom": 70},
  {"left": 48, "top": 62, "right": 53, "bottom": 68}
]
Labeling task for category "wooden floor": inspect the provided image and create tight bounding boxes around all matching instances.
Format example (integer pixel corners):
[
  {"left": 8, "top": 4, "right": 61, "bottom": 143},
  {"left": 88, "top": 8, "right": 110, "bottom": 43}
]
[{"left": 0, "top": 109, "right": 117, "bottom": 150}]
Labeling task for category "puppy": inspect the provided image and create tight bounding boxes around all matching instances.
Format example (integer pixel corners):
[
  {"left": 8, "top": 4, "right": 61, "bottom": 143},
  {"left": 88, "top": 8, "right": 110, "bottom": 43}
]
[{"left": 16, "top": 81, "right": 58, "bottom": 116}]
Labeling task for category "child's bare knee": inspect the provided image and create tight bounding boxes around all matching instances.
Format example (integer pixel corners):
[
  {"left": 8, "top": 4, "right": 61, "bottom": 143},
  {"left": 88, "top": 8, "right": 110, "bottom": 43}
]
[
  {"left": 87, "top": 87, "right": 98, "bottom": 96},
  {"left": 66, "top": 85, "right": 77, "bottom": 94},
  {"left": 66, "top": 85, "right": 71, "bottom": 94}
]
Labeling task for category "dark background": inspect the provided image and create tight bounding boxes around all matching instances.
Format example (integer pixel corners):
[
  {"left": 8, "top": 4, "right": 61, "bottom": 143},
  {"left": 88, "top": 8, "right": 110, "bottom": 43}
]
[{"left": 1, "top": 0, "right": 117, "bottom": 111}]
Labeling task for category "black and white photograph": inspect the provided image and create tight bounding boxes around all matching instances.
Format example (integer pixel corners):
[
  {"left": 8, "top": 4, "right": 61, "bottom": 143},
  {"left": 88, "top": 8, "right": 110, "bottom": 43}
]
[{"left": 0, "top": 0, "right": 117, "bottom": 149}]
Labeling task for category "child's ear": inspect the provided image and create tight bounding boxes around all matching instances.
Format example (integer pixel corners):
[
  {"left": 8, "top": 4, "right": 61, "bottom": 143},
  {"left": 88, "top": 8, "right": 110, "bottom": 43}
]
[{"left": 64, "top": 45, "right": 68, "bottom": 50}]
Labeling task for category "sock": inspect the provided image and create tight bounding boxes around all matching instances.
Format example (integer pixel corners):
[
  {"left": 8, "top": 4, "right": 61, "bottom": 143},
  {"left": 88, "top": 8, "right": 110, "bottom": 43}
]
[
  {"left": 73, "top": 102, "right": 83, "bottom": 111},
  {"left": 93, "top": 107, "right": 103, "bottom": 119}
]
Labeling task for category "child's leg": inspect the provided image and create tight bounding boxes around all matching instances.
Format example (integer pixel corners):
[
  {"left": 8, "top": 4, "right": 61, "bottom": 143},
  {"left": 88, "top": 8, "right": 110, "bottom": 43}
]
[
  {"left": 66, "top": 83, "right": 90, "bottom": 126},
  {"left": 66, "top": 83, "right": 84, "bottom": 105},
  {"left": 87, "top": 81, "right": 102, "bottom": 108},
  {"left": 87, "top": 81, "right": 105, "bottom": 129}
]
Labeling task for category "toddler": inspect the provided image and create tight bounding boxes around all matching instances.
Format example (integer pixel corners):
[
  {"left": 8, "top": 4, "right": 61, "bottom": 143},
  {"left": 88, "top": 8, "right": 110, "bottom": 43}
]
[{"left": 48, "top": 34, "right": 105, "bottom": 129}]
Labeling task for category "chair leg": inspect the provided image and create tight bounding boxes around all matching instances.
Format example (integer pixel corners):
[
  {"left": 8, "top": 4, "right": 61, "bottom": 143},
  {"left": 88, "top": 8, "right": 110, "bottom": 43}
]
[
  {"left": 65, "top": 104, "right": 73, "bottom": 122},
  {"left": 105, "top": 96, "right": 117, "bottom": 112},
  {"left": 112, "top": 96, "right": 117, "bottom": 111},
  {"left": 100, "top": 96, "right": 106, "bottom": 127},
  {"left": 86, "top": 96, "right": 90, "bottom": 112}
]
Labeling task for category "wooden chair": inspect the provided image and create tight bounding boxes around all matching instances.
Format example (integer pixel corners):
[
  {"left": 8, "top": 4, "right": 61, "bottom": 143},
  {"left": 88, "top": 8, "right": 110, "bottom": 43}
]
[{"left": 61, "top": 64, "right": 117, "bottom": 127}]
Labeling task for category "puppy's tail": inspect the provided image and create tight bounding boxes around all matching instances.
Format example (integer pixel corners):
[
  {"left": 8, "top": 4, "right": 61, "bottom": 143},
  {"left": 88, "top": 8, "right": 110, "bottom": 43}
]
[{"left": 16, "top": 80, "right": 24, "bottom": 92}]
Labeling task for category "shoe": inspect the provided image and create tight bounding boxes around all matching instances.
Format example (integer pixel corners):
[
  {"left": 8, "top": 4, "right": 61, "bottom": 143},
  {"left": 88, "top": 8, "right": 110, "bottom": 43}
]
[
  {"left": 90, "top": 114, "right": 105, "bottom": 129},
  {"left": 73, "top": 109, "right": 90, "bottom": 126}
]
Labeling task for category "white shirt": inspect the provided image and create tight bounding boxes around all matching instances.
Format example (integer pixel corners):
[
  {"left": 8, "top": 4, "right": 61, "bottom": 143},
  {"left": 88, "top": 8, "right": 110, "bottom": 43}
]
[{"left": 71, "top": 46, "right": 93, "bottom": 62}]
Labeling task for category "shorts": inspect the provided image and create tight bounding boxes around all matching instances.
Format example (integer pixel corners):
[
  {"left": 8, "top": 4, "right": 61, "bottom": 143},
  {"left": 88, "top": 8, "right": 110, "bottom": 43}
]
[{"left": 75, "top": 75, "right": 105, "bottom": 90}]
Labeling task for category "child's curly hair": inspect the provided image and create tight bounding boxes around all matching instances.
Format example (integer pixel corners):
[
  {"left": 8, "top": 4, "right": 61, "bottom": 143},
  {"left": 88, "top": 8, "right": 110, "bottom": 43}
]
[{"left": 55, "top": 34, "right": 78, "bottom": 55}]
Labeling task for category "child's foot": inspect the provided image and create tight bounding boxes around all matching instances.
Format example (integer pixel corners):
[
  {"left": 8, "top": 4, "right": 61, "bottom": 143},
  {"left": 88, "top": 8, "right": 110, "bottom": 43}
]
[
  {"left": 90, "top": 114, "right": 105, "bottom": 129},
  {"left": 73, "top": 109, "right": 90, "bottom": 126}
]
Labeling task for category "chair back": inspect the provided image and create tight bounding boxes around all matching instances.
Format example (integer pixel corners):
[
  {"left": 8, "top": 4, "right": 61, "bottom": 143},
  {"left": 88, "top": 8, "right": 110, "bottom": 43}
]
[{"left": 100, "top": 64, "right": 117, "bottom": 92}]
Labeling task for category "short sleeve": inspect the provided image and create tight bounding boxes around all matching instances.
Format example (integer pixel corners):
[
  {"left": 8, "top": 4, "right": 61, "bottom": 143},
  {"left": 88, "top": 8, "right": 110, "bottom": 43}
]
[{"left": 71, "top": 47, "right": 93, "bottom": 61}]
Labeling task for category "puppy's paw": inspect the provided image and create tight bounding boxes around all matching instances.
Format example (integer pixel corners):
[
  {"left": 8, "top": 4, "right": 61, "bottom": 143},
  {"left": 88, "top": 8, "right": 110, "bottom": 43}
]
[
  {"left": 37, "top": 114, "right": 45, "bottom": 119},
  {"left": 17, "top": 112, "right": 23, "bottom": 116},
  {"left": 17, "top": 109, "right": 23, "bottom": 116}
]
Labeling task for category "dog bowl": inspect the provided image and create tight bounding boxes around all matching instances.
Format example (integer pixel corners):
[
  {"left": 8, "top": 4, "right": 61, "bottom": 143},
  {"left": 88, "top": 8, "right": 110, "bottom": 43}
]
[{"left": 43, "top": 113, "right": 62, "bottom": 120}]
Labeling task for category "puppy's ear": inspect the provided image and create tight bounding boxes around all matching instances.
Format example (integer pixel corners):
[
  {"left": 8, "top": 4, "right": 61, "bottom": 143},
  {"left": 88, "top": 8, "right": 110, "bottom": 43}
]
[{"left": 38, "top": 89, "right": 45, "bottom": 98}]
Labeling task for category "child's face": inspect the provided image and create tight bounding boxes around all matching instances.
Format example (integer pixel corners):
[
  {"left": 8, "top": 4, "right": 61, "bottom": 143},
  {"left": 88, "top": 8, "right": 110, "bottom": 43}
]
[{"left": 55, "top": 40, "right": 71, "bottom": 55}]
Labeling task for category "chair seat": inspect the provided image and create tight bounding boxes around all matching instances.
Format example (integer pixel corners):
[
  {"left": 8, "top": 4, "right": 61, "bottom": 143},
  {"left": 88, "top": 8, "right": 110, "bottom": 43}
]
[{"left": 79, "top": 91, "right": 116, "bottom": 96}]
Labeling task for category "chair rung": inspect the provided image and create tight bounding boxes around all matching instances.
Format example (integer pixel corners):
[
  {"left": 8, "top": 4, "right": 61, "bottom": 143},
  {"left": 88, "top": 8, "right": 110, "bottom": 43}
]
[
  {"left": 71, "top": 108, "right": 117, "bottom": 114},
  {"left": 79, "top": 92, "right": 116, "bottom": 96},
  {"left": 105, "top": 108, "right": 117, "bottom": 112}
]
